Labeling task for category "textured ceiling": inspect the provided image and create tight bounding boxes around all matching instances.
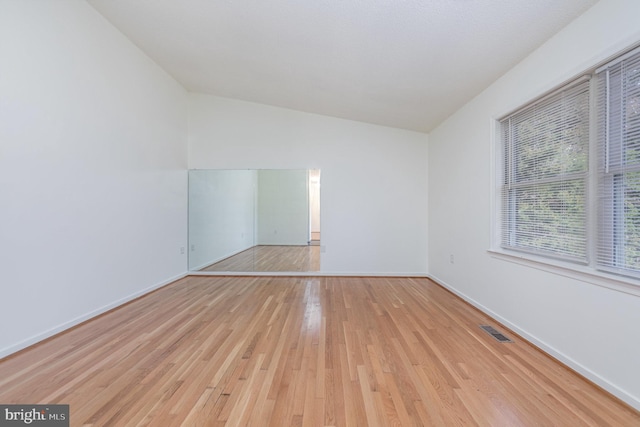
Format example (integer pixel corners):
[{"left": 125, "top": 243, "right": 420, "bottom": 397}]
[{"left": 87, "top": 0, "right": 598, "bottom": 133}]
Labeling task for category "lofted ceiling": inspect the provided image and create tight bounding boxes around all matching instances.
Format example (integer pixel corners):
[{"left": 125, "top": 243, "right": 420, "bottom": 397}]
[{"left": 87, "top": 0, "right": 598, "bottom": 133}]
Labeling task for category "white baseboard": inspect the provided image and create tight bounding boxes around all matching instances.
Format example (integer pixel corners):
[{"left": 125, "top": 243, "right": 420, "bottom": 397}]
[
  {"left": 0, "top": 272, "right": 188, "bottom": 360},
  {"left": 428, "top": 274, "right": 640, "bottom": 411},
  {"left": 188, "top": 271, "right": 429, "bottom": 277}
]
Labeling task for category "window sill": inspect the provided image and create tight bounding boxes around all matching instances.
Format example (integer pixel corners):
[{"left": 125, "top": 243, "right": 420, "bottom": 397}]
[{"left": 487, "top": 249, "right": 640, "bottom": 297}]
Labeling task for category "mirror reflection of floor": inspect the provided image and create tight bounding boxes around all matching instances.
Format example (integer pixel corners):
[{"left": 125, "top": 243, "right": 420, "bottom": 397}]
[{"left": 199, "top": 245, "right": 320, "bottom": 272}]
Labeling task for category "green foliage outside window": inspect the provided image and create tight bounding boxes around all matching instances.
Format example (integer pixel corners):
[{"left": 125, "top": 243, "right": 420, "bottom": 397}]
[{"left": 502, "top": 83, "right": 589, "bottom": 261}]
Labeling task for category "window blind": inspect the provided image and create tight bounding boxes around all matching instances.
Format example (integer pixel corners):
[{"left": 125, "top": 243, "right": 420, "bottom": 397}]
[
  {"left": 596, "top": 47, "right": 640, "bottom": 275},
  {"left": 500, "top": 79, "right": 590, "bottom": 261}
]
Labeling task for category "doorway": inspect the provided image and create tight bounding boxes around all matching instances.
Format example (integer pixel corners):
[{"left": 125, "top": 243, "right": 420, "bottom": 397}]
[{"left": 309, "top": 169, "right": 321, "bottom": 245}]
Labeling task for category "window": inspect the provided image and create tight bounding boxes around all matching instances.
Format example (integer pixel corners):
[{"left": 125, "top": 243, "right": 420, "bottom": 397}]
[
  {"left": 499, "top": 79, "right": 590, "bottom": 263},
  {"left": 498, "top": 45, "right": 640, "bottom": 281},
  {"left": 596, "top": 47, "right": 640, "bottom": 275}
]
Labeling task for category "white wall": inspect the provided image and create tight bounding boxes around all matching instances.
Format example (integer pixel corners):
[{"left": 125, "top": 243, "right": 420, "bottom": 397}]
[
  {"left": 188, "top": 94, "right": 429, "bottom": 274},
  {"left": 428, "top": 0, "right": 640, "bottom": 409},
  {"left": 188, "top": 169, "right": 256, "bottom": 269},
  {"left": 0, "top": 0, "right": 188, "bottom": 357},
  {"left": 257, "top": 169, "right": 309, "bottom": 245}
]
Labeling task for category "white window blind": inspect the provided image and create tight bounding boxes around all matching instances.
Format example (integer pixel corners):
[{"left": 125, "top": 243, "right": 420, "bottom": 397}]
[
  {"left": 500, "top": 79, "right": 590, "bottom": 262},
  {"left": 596, "top": 47, "right": 640, "bottom": 275}
]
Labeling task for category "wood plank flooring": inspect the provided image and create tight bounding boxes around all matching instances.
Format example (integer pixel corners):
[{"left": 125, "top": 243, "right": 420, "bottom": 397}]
[
  {"left": 200, "top": 245, "right": 320, "bottom": 272},
  {"left": 0, "top": 276, "right": 638, "bottom": 426}
]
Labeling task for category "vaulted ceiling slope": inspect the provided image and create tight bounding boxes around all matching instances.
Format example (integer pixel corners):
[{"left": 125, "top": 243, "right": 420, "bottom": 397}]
[{"left": 87, "top": 0, "right": 597, "bottom": 133}]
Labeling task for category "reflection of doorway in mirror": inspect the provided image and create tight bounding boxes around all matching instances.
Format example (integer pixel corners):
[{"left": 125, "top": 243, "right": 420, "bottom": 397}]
[{"left": 309, "top": 169, "right": 321, "bottom": 246}]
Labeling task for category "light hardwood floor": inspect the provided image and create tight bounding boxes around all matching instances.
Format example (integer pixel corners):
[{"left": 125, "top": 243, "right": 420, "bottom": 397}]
[
  {"left": 200, "top": 245, "right": 320, "bottom": 272},
  {"left": 0, "top": 276, "right": 638, "bottom": 426}
]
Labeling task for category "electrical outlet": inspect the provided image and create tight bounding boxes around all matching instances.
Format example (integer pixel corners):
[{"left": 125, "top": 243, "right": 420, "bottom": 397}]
[
  {"left": 191, "top": 244, "right": 195, "bottom": 251},
  {"left": 449, "top": 254, "right": 454, "bottom": 264},
  {"left": 180, "top": 247, "right": 185, "bottom": 254}
]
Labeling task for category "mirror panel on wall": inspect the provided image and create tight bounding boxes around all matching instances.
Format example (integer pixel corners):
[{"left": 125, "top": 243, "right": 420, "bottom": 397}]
[{"left": 188, "top": 169, "right": 321, "bottom": 273}]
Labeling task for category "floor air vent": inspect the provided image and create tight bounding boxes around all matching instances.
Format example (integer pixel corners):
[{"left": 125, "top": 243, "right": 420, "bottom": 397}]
[{"left": 480, "top": 325, "right": 513, "bottom": 343}]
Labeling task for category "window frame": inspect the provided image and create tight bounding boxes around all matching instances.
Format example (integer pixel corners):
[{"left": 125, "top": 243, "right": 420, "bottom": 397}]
[
  {"left": 490, "top": 44, "right": 640, "bottom": 296},
  {"left": 595, "top": 50, "right": 640, "bottom": 278},
  {"left": 498, "top": 77, "right": 591, "bottom": 264}
]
